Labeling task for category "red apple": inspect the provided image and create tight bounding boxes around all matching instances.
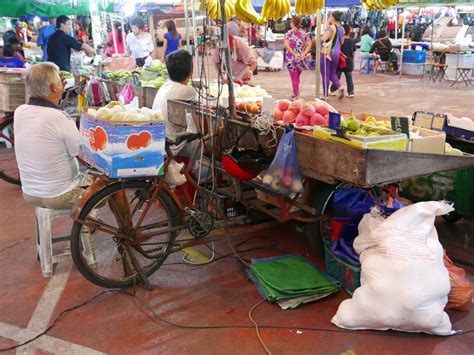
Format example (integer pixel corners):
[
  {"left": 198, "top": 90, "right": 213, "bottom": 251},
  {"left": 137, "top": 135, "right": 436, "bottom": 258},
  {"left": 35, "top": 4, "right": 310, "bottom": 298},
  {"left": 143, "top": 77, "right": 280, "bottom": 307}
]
[
  {"left": 310, "top": 113, "right": 326, "bottom": 126},
  {"left": 301, "top": 104, "right": 315, "bottom": 118},
  {"left": 295, "top": 114, "right": 310, "bottom": 127},
  {"left": 283, "top": 110, "right": 297, "bottom": 123},
  {"left": 316, "top": 105, "right": 330, "bottom": 117},
  {"left": 277, "top": 99, "right": 291, "bottom": 112},
  {"left": 274, "top": 109, "right": 284, "bottom": 121}
]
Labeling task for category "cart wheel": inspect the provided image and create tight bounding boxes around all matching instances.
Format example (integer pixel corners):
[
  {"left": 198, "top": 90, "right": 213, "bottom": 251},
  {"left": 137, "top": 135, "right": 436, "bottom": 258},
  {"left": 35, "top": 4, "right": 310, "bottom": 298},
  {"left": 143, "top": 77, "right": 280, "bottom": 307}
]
[
  {"left": 443, "top": 212, "right": 461, "bottom": 224},
  {"left": 305, "top": 181, "right": 341, "bottom": 257}
]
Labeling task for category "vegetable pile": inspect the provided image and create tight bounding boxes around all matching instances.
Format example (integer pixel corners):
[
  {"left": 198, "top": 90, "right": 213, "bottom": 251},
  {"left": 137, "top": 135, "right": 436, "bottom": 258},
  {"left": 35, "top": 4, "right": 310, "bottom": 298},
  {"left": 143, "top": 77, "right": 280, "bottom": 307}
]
[{"left": 87, "top": 101, "right": 163, "bottom": 122}]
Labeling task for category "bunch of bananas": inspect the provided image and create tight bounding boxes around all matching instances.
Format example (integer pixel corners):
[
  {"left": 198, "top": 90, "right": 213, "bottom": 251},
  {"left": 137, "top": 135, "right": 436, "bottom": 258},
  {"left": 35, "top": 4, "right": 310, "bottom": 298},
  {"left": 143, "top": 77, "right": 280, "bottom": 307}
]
[
  {"left": 361, "top": 0, "right": 398, "bottom": 10},
  {"left": 200, "top": 0, "right": 236, "bottom": 21},
  {"left": 235, "top": 0, "right": 267, "bottom": 25},
  {"left": 295, "top": 0, "right": 324, "bottom": 15},
  {"left": 261, "top": 0, "right": 291, "bottom": 21}
]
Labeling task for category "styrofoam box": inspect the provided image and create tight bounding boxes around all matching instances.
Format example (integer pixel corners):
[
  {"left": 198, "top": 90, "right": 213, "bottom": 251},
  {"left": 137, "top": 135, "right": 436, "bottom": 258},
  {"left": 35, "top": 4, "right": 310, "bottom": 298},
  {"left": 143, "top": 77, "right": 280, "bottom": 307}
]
[
  {"left": 79, "top": 114, "right": 166, "bottom": 178},
  {"left": 402, "top": 63, "right": 424, "bottom": 76},
  {"left": 410, "top": 126, "right": 446, "bottom": 154}
]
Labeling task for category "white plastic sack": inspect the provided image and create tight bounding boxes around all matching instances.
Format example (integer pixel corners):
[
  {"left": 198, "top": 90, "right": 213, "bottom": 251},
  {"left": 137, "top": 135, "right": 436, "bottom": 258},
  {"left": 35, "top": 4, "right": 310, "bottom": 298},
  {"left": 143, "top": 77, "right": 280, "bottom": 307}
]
[{"left": 332, "top": 201, "right": 455, "bottom": 336}]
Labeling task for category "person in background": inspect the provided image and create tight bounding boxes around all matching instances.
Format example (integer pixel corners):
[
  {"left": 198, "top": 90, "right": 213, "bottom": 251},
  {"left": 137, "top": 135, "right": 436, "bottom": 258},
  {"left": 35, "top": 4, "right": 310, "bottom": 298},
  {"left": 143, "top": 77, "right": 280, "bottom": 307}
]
[
  {"left": 152, "top": 50, "right": 196, "bottom": 158},
  {"left": 0, "top": 44, "right": 25, "bottom": 68},
  {"left": 7, "top": 37, "right": 25, "bottom": 62},
  {"left": 126, "top": 17, "right": 155, "bottom": 67},
  {"left": 227, "top": 17, "right": 241, "bottom": 37},
  {"left": 212, "top": 33, "right": 257, "bottom": 82},
  {"left": 47, "top": 15, "right": 95, "bottom": 72},
  {"left": 106, "top": 22, "right": 126, "bottom": 56},
  {"left": 74, "top": 21, "right": 88, "bottom": 44},
  {"left": 370, "top": 29, "right": 399, "bottom": 74},
  {"left": 284, "top": 15, "right": 312, "bottom": 100},
  {"left": 14, "top": 63, "right": 88, "bottom": 209},
  {"left": 161, "top": 20, "right": 182, "bottom": 61},
  {"left": 359, "top": 26, "right": 373, "bottom": 58},
  {"left": 320, "top": 10, "right": 345, "bottom": 99},
  {"left": 330, "top": 25, "right": 356, "bottom": 98},
  {"left": 38, "top": 17, "right": 56, "bottom": 62}
]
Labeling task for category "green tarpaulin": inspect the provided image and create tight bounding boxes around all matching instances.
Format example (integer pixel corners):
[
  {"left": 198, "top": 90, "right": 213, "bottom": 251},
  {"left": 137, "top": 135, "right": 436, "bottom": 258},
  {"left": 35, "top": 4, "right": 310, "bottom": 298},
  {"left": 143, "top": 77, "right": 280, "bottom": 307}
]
[{"left": 0, "top": 0, "right": 114, "bottom": 18}]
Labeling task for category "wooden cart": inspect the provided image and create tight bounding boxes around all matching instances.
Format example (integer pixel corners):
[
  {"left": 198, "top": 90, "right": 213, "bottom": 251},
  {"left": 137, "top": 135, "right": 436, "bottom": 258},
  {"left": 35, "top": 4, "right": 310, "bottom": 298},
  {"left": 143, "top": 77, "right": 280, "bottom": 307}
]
[{"left": 168, "top": 99, "right": 474, "bottom": 250}]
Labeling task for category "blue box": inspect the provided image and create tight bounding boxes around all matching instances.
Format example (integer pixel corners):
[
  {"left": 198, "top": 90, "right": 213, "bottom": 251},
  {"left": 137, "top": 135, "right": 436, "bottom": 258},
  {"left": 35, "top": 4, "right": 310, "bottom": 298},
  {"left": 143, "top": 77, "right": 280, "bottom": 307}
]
[
  {"left": 402, "top": 50, "right": 426, "bottom": 64},
  {"left": 79, "top": 114, "right": 166, "bottom": 178}
]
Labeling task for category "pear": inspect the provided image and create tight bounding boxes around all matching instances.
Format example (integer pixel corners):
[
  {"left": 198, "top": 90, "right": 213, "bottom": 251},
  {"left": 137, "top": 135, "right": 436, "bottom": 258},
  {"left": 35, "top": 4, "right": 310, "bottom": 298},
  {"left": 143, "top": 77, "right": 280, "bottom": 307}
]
[{"left": 347, "top": 117, "right": 361, "bottom": 132}]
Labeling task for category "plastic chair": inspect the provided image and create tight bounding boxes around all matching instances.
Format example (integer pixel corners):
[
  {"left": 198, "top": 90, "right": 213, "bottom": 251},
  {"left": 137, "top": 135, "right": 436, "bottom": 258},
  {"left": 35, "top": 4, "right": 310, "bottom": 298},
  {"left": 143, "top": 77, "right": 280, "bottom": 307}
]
[
  {"left": 374, "top": 59, "right": 390, "bottom": 73},
  {"left": 35, "top": 207, "right": 72, "bottom": 277},
  {"left": 359, "top": 56, "right": 373, "bottom": 74}
]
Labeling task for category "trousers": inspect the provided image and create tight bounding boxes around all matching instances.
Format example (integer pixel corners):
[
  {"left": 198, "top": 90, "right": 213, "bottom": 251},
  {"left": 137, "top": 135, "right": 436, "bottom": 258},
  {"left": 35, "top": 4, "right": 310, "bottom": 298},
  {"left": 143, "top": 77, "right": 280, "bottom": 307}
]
[
  {"left": 320, "top": 52, "right": 341, "bottom": 97},
  {"left": 288, "top": 68, "right": 302, "bottom": 97},
  {"left": 330, "top": 70, "right": 354, "bottom": 95}
]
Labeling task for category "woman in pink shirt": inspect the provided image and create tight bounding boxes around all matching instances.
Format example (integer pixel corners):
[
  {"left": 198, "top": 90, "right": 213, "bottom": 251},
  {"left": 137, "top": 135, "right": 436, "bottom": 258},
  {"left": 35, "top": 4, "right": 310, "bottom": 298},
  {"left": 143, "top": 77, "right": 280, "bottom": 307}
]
[{"left": 106, "top": 22, "right": 126, "bottom": 56}]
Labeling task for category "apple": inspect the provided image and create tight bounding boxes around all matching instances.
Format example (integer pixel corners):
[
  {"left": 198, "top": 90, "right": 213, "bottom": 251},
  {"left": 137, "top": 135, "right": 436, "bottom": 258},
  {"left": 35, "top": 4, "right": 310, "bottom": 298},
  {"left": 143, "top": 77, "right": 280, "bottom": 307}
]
[
  {"left": 280, "top": 175, "right": 293, "bottom": 188},
  {"left": 274, "top": 109, "right": 284, "bottom": 122},
  {"left": 277, "top": 99, "right": 291, "bottom": 112},
  {"left": 283, "top": 110, "right": 298, "bottom": 123},
  {"left": 301, "top": 104, "right": 315, "bottom": 118},
  {"left": 295, "top": 114, "right": 310, "bottom": 127},
  {"left": 310, "top": 113, "right": 326, "bottom": 126},
  {"left": 316, "top": 106, "right": 330, "bottom": 117},
  {"left": 288, "top": 101, "right": 303, "bottom": 113}
]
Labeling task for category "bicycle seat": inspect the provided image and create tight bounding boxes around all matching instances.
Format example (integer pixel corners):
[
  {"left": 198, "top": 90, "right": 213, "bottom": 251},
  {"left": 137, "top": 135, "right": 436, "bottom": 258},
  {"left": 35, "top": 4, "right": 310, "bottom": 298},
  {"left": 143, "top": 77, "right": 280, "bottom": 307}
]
[{"left": 166, "top": 132, "right": 201, "bottom": 146}]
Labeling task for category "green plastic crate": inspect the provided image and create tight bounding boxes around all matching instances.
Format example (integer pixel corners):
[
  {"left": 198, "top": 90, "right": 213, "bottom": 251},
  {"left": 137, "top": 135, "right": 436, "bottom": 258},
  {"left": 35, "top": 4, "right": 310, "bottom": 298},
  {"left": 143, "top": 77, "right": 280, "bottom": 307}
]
[
  {"left": 400, "top": 166, "right": 474, "bottom": 217},
  {"left": 323, "top": 238, "right": 361, "bottom": 295}
]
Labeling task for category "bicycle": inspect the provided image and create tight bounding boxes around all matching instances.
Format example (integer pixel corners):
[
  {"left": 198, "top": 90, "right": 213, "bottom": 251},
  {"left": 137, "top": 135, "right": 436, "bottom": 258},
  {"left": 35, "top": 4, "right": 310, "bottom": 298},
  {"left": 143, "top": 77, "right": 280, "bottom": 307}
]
[
  {"left": 0, "top": 114, "right": 20, "bottom": 186},
  {"left": 70, "top": 132, "right": 239, "bottom": 290}
]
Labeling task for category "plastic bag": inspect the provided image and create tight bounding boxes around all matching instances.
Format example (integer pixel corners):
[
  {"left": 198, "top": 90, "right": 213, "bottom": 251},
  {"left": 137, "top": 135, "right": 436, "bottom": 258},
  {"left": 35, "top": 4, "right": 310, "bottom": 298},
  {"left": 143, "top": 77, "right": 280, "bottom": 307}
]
[
  {"left": 262, "top": 125, "right": 303, "bottom": 195},
  {"left": 83, "top": 78, "right": 111, "bottom": 107},
  {"left": 331, "top": 188, "right": 404, "bottom": 263},
  {"left": 444, "top": 253, "right": 474, "bottom": 311},
  {"left": 117, "top": 83, "right": 134, "bottom": 105},
  {"left": 332, "top": 201, "right": 455, "bottom": 336}
]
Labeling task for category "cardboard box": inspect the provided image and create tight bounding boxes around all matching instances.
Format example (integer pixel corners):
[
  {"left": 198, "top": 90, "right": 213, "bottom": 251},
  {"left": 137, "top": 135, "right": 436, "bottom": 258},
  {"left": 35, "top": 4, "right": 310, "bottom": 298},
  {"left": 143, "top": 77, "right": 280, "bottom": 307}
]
[
  {"left": 410, "top": 126, "right": 446, "bottom": 154},
  {"left": 79, "top": 114, "right": 166, "bottom": 178}
]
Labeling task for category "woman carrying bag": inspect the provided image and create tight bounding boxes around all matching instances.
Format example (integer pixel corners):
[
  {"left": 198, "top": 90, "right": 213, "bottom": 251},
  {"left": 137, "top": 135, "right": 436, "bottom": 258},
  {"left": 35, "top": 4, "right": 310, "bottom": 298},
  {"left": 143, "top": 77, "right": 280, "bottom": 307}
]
[{"left": 330, "top": 25, "right": 356, "bottom": 98}]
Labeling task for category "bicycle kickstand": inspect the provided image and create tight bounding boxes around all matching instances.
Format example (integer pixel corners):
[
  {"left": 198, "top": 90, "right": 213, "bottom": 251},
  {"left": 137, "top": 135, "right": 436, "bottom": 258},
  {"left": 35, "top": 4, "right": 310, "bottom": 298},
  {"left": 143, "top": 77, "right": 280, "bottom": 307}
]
[{"left": 126, "top": 245, "right": 154, "bottom": 291}]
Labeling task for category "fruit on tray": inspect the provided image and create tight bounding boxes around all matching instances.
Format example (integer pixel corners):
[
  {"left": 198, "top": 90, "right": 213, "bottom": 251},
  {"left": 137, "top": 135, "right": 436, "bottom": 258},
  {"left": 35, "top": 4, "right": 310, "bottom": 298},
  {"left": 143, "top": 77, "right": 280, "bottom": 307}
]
[
  {"left": 88, "top": 101, "right": 163, "bottom": 121},
  {"left": 295, "top": 0, "right": 324, "bottom": 15},
  {"left": 275, "top": 98, "right": 333, "bottom": 127},
  {"left": 261, "top": 0, "right": 291, "bottom": 20},
  {"left": 347, "top": 116, "right": 361, "bottom": 132},
  {"left": 141, "top": 76, "right": 166, "bottom": 89},
  {"left": 102, "top": 70, "right": 132, "bottom": 81},
  {"left": 236, "top": 101, "right": 262, "bottom": 114},
  {"left": 235, "top": 0, "right": 267, "bottom": 25}
]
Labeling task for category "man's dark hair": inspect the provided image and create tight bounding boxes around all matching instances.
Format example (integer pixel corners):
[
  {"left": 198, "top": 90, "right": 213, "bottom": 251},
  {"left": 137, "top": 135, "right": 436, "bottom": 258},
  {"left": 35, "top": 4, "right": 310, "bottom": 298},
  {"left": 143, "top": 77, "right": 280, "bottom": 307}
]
[
  {"left": 361, "top": 25, "right": 372, "bottom": 37},
  {"left": 379, "top": 29, "right": 387, "bottom": 38},
  {"left": 7, "top": 37, "right": 20, "bottom": 45},
  {"left": 166, "top": 49, "right": 193, "bottom": 83},
  {"left": 331, "top": 11, "right": 343, "bottom": 22},
  {"left": 131, "top": 17, "right": 145, "bottom": 30},
  {"left": 56, "top": 15, "right": 70, "bottom": 29},
  {"left": 2, "top": 44, "right": 15, "bottom": 57},
  {"left": 343, "top": 24, "right": 351, "bottom": 36}
]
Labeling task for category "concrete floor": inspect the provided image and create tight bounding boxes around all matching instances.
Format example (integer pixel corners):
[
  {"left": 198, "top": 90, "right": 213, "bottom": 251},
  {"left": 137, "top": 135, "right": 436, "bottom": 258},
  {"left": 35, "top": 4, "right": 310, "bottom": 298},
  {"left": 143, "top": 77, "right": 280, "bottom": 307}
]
[{"left": 0, "top": 71, "right": 473, "bottom": 354}]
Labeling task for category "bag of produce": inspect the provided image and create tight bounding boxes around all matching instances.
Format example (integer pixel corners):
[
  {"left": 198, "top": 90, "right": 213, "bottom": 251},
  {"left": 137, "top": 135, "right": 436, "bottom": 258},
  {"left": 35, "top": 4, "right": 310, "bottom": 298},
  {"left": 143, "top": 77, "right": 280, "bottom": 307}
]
[
  {"left": 443, "top": 253, "right": 474, "bottom": 311},
  {"left": 117, "top": 83, "right": 134, "bottom": 105},
  {"left": 332, "top": 201, "right": 455, "bottom": 335},
  {"left": 262, "top": 125, "right": 303, "bottom": 195}
]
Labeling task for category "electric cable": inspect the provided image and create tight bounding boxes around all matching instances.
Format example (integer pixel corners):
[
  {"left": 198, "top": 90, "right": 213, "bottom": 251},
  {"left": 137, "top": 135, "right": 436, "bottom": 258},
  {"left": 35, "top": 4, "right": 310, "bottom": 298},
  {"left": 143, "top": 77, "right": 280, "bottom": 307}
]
[{"left": 249, "top": 299, "right": 272, "bottom": 354}]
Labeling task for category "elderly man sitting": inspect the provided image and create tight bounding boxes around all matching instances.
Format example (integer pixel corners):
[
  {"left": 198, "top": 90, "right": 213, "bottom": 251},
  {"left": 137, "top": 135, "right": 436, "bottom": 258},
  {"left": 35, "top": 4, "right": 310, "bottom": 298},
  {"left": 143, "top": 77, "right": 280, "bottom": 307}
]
[{"left": 14, "top": 62, "right": 87, "bottom": 209}]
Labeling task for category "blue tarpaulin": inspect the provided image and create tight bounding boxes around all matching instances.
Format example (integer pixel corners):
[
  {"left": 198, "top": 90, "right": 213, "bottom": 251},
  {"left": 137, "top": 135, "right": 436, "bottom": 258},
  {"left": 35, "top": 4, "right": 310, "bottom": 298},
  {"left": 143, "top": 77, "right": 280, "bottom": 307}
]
[{"left": 252, "top": 0, "right": 361, "bottom": 11}]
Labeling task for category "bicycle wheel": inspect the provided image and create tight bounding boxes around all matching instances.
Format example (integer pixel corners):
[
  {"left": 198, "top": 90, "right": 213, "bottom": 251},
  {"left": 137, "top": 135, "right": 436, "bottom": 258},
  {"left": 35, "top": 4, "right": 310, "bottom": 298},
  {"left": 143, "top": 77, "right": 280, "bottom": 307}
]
[
  {"left": 0, "top": 118, "right": 21, "bottom": 186},
  {"left": 70, "top": 180, "right": 182, "bottom": 289}
]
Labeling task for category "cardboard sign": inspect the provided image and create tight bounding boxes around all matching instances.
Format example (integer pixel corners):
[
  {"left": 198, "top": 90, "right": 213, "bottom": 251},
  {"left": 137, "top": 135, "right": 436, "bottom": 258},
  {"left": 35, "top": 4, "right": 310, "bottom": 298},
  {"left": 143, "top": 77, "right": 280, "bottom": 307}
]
[
  {"left": 432, "top": 113, "right": 447, "bottom": 131},
  {"left": 391, "top": 116, "right": 410, "bottom": 136},
  {"left": 413, "top": 111, "right": 434, "bottom": 129},
  {"left": 328, "top": 111, "right": 341, "bottom": 130}
]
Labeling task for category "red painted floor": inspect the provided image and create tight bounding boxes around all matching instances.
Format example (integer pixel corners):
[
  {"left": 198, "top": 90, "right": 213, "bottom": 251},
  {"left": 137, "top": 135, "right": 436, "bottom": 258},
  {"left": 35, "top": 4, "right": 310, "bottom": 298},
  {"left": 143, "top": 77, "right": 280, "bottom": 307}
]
[
  {"left": 0, "top": 72, "right": 473, "bottom": 353},
  {"left": 0, "top": 178, "right": 473, "bottom": 354}
]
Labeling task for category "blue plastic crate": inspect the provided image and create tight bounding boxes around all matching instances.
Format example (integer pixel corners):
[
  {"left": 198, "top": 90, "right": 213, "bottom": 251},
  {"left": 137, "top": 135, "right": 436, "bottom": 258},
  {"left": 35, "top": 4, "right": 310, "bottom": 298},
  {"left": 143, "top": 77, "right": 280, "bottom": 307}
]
[
  {"left": 323, "top": 238, "right": 361, "bottom": 295},
  {"left": 402, "top": 50, "right": 426, "bottom": 64}
]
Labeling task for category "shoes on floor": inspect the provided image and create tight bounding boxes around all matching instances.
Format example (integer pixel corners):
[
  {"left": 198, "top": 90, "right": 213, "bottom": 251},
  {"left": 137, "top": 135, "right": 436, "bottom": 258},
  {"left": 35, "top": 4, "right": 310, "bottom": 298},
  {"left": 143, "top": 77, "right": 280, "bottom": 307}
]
[
  {"left": 290, "top": 95, "right": 299, "bottom": 101},
  {"left": 338, "top": 88, "right": 345, "bottom": 100},
  {"left": 348, "top": 94, "right": 354, "bottom": 98},
  {"left": 329, "top": 90, "right": 337, "bottom": 96}
]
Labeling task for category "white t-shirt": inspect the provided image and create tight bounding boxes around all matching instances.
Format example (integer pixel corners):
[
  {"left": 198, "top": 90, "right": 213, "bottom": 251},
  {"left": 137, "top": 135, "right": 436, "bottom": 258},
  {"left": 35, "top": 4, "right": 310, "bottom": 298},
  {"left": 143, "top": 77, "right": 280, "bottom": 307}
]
[
  {"left": 126, "top": 32, "right": 154, "bottom": 59},
  {"left": 152, "top": 79, "right": 196, "bottom": 153},
  {"left": 14, "top": 101, "right": 81, "bottom": 198}
]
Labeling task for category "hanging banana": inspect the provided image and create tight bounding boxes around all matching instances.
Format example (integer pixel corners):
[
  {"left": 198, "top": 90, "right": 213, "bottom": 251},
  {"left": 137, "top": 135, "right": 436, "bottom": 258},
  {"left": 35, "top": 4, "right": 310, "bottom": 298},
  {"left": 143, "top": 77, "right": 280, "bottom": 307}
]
[
  {"left": 295, "top": 0, "right": 325, "bottom": 15},
  {"left": 362, "top": 0, "right": 399, "bottom": 10},
  {"left": 261, "top": 0, "right": 291, "bottom": 21},
  {"left": 200, "top": 0, "right": 236, "bottom": 21},
  {"left": 235, "top": 0, "right": 267, "bottom": 25}
]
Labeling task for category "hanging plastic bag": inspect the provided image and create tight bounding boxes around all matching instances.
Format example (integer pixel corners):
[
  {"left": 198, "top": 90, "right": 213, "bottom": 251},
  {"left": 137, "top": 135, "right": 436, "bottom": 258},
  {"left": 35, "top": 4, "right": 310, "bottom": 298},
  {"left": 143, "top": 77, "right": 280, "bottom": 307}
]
[
  {"left": 117, "top": 83, "right": 134, "bottom": 105},
  {"left": 262, "top": 125, "right": 303, "bottom": 195},
  {"left": 443, "top": 253, "right": 474, "bottom": 311}
]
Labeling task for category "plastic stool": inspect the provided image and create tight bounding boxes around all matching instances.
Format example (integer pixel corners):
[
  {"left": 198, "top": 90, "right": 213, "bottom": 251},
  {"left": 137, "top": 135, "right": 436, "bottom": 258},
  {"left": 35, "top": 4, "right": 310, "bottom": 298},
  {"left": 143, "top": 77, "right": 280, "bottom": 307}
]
[
  {"left": 35, "top": 207, "right": 72, "bottom": 277},
  {"left": 359, "top": 56, "right": 373, "bottom": 74}
]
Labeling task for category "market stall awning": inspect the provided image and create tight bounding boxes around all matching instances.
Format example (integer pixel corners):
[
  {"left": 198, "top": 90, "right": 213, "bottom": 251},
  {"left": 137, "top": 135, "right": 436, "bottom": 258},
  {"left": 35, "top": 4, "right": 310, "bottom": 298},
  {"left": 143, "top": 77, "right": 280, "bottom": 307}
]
[
  {"left": 398, "top": 0, "right": 474, "bottom": 4},
  {"left": 0, "top": 0, "right": 113, "bottom": 18}
]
